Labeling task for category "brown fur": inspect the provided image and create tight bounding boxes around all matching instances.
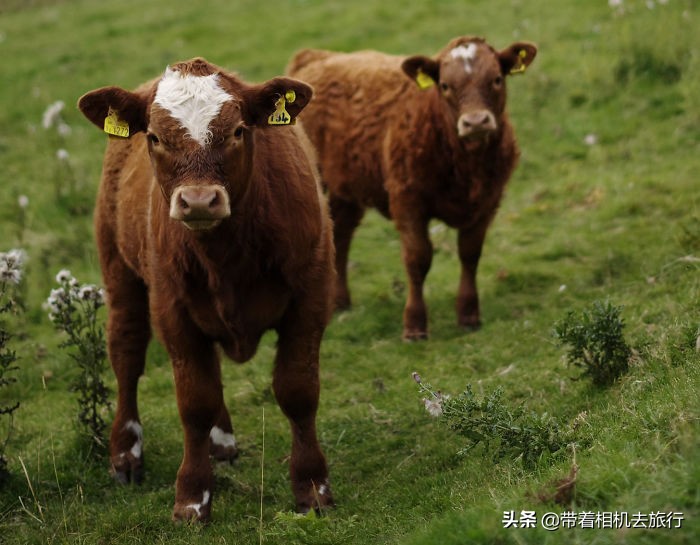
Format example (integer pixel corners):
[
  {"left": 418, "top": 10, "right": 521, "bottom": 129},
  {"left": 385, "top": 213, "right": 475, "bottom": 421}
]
[
  {"left": 288, "top": 37, "right": 537, "bottom": 340},
  {"left": 78, "top": 58, "right": 335, "bottom": 521}
]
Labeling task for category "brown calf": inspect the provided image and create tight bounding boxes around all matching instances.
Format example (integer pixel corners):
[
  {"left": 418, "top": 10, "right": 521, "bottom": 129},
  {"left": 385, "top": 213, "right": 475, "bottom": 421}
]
[
  {"left": 288, "top": 37, "right": 537, "bottom": 340},
  {"left": 78, "top": 58, "right": 335, "bottom": 521}
]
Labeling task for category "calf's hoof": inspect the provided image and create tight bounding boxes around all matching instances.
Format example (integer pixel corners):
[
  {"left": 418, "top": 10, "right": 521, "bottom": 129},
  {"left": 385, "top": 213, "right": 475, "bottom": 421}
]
[
  {"left": 110, "top": 452, "right": 144, "bottom": 485},
  {"left": 402, "top": 328, "right": 428, "bottom": 342},
  {"left": 295, "top": 480, "right": 335, "bottom": 514},
  {"left": 172, "top": 490, "right": 212, "bottom": 523},
  {"left": 458, "top": 316, "right": 482, "bottom": 332}
]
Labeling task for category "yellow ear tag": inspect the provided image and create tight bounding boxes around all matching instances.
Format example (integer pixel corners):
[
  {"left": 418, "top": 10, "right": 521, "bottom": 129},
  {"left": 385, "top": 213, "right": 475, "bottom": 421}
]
[
  {"left": 268, "top": 96, "right": 291, "bottom": 125},
  {"left": 285, "top": 90, "right": 296, "bottom": 103},
  {"left": 415, "top": 69, "right": 436, "bottom": 90},
  {"left": 510, "top": 49, "right": 529, "bottom": 75},
  {"left": 103, "top": 107, "right": 130, "bottom": 138}
]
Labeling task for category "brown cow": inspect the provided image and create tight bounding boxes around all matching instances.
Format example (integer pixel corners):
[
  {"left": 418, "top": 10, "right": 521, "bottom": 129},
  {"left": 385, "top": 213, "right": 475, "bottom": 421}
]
[
  {"left": 288, "top": 37, "right": 537, "bottom": 340},
  {"left": 77, "top": 58, "right": 335, "bottom": 521}
]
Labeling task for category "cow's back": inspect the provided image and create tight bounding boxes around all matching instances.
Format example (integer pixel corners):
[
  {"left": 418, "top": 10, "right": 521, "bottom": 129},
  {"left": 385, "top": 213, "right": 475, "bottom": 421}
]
[{"left": 289, "top": 50, "right": 417, "bottom": 210}]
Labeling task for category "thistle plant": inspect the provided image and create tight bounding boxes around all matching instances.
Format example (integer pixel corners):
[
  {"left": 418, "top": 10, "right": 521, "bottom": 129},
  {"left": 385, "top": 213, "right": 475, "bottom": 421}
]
[
  {"left": 553, "top": 300, "right": 632, "bottom": 386},
  {"left": 46, "top": 270, "right": 110, "bottom": 454},
  {"left": 413, "top": 373, "right": 570, "bottom": 468},
  {"left": 0, "top": 249, "right": 25, "bottom": 483}
]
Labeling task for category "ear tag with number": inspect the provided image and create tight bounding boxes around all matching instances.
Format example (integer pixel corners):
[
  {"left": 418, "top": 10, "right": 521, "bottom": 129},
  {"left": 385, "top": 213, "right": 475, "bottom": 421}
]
[
  {"left": 415, "top": 69, "right": 436, "bottom": 90},
  {"left": 268, "top": 95, "right": 292, "bottom": 125},
  {"left": 103, "top": 107, "right": 130, "bottom": 137},
  {"left": 509, "top": 49, "right": 529, "bottom": 75}
]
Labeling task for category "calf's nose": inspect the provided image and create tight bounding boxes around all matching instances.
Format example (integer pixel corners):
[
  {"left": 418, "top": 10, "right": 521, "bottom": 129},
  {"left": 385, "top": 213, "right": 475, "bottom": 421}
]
[
  {"left": 170, "top": 185, "right": 231, "bottom": 229},
  {"left": 457, "top": 110, "right": 497, "bottom": 138}
]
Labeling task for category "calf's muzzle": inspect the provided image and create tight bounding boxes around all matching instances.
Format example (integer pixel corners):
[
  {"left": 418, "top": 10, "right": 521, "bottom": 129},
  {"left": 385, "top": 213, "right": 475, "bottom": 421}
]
[
  {"left": 170, "top": 185, "right": 231, "bottom": 230},
  {"left": 457, "top": 109, "right": 497, "bottom": 139}
]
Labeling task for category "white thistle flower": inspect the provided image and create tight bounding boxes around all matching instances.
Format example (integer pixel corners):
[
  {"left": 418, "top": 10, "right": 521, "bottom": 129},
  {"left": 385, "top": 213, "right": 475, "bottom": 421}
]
[
  {"left": 42, "top": 100, "right": 65, "bottom": 129},
  {"left": 56, "top": 269, "right": 73, "bottom": 283},
  {"left": 18, "top": 195, "right": 29, "bottom": 208},
  {"left": 423, "top": 397, "right": 443, "bottom": 418},
  {"left": 56, "top": 149, "right": 70, "bottom": 161},
  {"left": 5, "top": 249, "right": 27, "bottom": 266},
  {"left": 584, "top": 133, "right": 598, "bottom": 146},
  {"left": 57, "top": 122, "right": 72, "bottom": 136},
  {"left": 0, "top": 249, "right": 25, "bottom": 285}
]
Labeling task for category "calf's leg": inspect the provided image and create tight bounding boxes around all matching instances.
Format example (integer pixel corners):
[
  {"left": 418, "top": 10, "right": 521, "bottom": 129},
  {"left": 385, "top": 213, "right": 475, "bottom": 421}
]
[
  {"left": 395, "top": 218, "right": 433, "bottom": 340},
  {"left": 104, "top": 264, "right": 150, "bottom": 485},
  {"left": 328, "top": 195, "right": 364, "bottom": 311},
  {"left": 158, "top": 312, "right": 223, "bottom": 522},
  {"left": 456, "top": 222, "right": 490, "bottom": 330},
  {"left": 274, "top": 318, "right": 332, "bottom": 512}
]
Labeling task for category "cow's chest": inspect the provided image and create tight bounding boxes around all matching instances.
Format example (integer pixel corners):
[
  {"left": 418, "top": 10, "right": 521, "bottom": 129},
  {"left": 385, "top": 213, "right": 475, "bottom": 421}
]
[
  {"left": 183, "top": 274, "right": 291, "bottom": 361},
  {"left": 426, "top": 175, "right": 502, "bottom": 229}
]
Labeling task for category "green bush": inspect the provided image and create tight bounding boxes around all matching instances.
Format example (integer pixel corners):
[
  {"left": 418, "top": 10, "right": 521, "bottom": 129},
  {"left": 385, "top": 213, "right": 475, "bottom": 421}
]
[{"left": 553, "top": 300, "right": 632, "bottom": 387}]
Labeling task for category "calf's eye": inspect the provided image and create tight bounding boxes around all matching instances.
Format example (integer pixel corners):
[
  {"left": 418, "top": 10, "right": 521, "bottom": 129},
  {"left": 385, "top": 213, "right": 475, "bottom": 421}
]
[
  {"left": 233, "top": 126, "right": 244, "bottom": 138},
  {"left": 440, "top": 82, "right": 450, "bottom": 92},
  {"left": 493, "top": 76, "right": 504, "bottom": 87},
  {"left": 147, "top": 132, "right": 160, "bottom": 146}
]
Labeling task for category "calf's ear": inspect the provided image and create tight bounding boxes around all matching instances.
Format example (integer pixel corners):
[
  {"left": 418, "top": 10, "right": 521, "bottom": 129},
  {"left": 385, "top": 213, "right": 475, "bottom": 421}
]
[
  {"left": 77, "top": 86, "right": 149, "bottom": 137},
  {"left": 499, "top": 42, "right": 538, "bottom": 76},
  {"left": 401, "top": 56, "right": 440, "bottom": 89},
  {"left": 242, "top": 77, "right": 313, "bottom": 127}
]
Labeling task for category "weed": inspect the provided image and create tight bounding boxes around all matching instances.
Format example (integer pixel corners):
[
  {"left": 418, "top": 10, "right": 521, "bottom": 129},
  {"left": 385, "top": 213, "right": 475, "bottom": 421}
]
[
  {"left": 553, "top": 300, "right": 632, "bottom": 386},
  {"left": 413, "top": 373, "right": 571, "bottom": 468},
  {"left": 0, "top": 249, "right": 25, "bottom": 485},
  {"left": 45, "top": 270, "right": 110, "bottom": 455}
]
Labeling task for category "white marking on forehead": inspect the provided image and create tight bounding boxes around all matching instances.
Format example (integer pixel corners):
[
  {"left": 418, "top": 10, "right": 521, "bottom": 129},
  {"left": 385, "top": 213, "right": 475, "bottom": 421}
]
[
  {"left": 154, "top": 66, "right": 233, "bottom": 146},
  {"left": 450, "top": 43, "right": 479, "bottom": 74}
]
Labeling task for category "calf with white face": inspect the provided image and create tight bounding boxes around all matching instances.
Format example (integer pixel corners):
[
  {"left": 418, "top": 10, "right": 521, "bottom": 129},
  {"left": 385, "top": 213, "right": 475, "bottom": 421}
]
[{"left": 78, "top": 58, "right": 335, "bottom": 521}]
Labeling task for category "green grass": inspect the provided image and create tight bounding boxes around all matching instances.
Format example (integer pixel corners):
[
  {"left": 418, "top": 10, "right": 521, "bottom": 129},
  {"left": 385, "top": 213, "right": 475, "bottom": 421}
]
[{"left": 1, "top": 0, "right": 699, "bottom": 543}]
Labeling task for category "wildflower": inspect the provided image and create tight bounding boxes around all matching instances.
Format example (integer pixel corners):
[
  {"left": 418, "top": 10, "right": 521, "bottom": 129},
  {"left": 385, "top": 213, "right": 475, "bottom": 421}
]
[
  {"left": 608, "top": 0, "right": 623, "bottom": 7},
  {"left": 5, "top": 249, "right": 27, "bottom": 267},
  {"left": 42, "top": 100, "right": 65, "bottom": 130},
  {"left": 412, "top": 371, "right": 422, "bottom": 384},
  {"left": 17, "top": 195, "right": 29, "bottom": 209},
  {"left": 0, "top": 249, "right": 26, "bottom": 285},
  {"left": 423, "top": 397, "right": 443, "bottom": 417},
  {"left": 57, "top": 122, "right": 72, "bottom": 137},
  {"left": 584, "top": 133, "right": 597, "bottom": 146},
  {"left": 56, "top": 149, "right": 70, "bottom": 161},
  {"left": 646, "top": 0, "right": 655, "bottom": 8},
  {"left": 56, "top": 269, "right": 73, "bottom": 283},
  {"left": 78, "top": 285, "right": 105, "bottom": 304}
]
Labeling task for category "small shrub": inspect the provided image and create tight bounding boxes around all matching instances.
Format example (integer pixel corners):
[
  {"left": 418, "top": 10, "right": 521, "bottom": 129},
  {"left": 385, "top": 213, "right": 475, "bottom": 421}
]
[
  {"left": 45, "top": 270, "right": 110, "bottom": 455},
  {"left": 553, "top": 300, "right": 632, "bottom": 386},
  {"left": 0, "top": 249, "right": 25, "bottom": 484},
  {"left": 413, "top": 373, "right": 570, "bottom": 468}
]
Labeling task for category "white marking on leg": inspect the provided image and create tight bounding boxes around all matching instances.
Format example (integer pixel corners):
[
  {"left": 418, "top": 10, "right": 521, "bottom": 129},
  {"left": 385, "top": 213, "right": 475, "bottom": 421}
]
[
  {"left": 450, "top": 43, "right": 479, "bottom": 73},
  {"left": 124, "top": 420, "right": 143, "bottom": 459},
  {"left": 209, "top": 426, "right": 237, "bottom": 449},
  {"left": 186, "top": 489, "right": 210, "bottom": 518},
  {"left": 318, "top": 484, "right": 328, "bottom": 496},
  {"left": 154, "top": 67, "right": 232, "bottom": 146}
]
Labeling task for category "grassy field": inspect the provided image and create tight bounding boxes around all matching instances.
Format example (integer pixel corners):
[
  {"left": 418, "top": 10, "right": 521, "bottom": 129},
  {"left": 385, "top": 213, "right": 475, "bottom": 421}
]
[{"left": 0, "top": 0, "right": 698, "bottom": 543}]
